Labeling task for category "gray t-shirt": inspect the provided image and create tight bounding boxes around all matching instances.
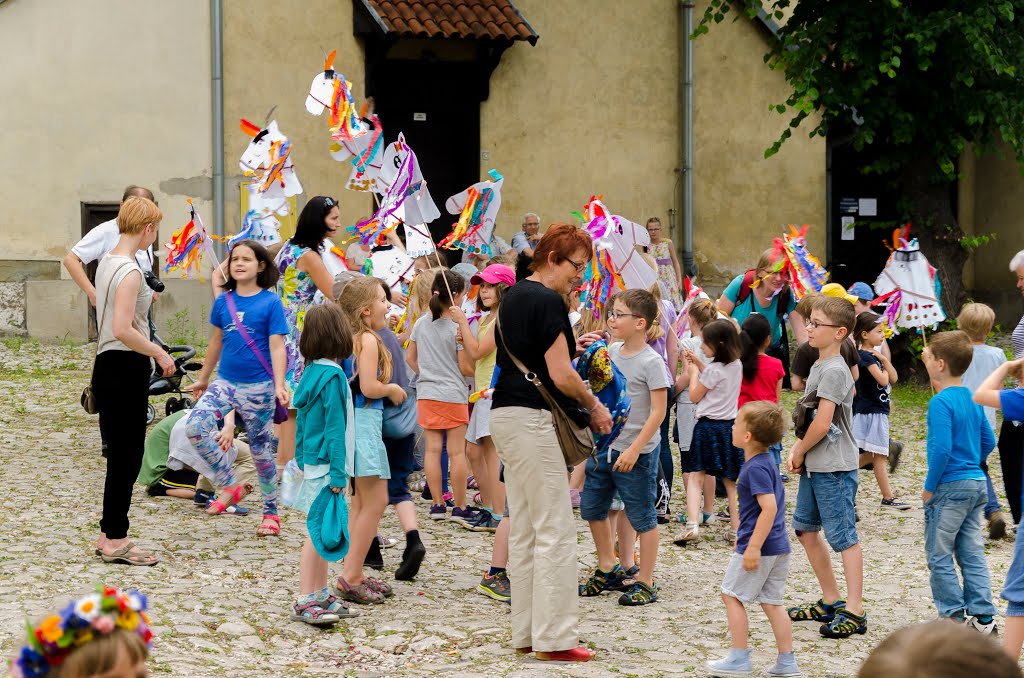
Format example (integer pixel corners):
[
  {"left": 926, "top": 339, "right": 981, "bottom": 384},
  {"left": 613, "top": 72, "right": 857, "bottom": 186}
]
[
  {"left": 410, "top": 315, "right": 468, "bottom": 404},
  {"left": 962, "top": 344, "right": 1007, "bottom": 431},
  {"left": 609, "top": 343, "right": 672, "bottom": 454},
  {"left": 803, "top": 354, "right": 858, "bottom": 473}
]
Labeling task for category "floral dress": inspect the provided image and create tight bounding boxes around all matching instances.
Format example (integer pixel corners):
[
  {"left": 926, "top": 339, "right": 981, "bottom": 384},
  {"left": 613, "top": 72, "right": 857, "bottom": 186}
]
[
  {"left": 649, "top": 240, "right": 684, "bottom": 311},
  {"left": 275, "top": 241, "right": 319, "bottom": 392}
]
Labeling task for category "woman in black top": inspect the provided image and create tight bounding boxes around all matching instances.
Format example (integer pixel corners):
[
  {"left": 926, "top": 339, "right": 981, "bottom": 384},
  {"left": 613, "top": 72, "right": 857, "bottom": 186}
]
[{"left": 491, "top": 223, "right": 612, "bottom": 662}]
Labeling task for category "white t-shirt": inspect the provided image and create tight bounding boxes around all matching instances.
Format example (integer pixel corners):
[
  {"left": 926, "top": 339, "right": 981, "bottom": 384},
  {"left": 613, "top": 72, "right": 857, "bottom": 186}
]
[
  {"left": 695, "top": 359, "right": 743, "bottom": 420},
  {"left": 72, "top": 218, "right": 154, "bottom": 273}
]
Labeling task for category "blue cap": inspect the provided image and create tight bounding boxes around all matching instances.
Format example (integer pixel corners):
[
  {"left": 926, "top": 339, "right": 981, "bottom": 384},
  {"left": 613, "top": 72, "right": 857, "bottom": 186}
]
[
  {"left": 307, "top": 486, "right": 350, "bottom": 562},
  {"left": 847, "top": 282, "right": 875, "bottom": 302}
]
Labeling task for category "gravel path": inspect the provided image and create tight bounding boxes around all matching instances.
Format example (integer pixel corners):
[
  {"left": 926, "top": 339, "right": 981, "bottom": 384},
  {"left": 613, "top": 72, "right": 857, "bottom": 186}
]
[{"left": 0, "top": 339, "right": 1019, "bottom": 677}]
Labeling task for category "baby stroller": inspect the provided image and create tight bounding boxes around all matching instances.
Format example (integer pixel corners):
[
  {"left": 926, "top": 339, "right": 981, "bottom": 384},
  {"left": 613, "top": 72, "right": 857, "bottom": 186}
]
[{"left": 147, "top": 345, "right": 203, "bottom": 424}]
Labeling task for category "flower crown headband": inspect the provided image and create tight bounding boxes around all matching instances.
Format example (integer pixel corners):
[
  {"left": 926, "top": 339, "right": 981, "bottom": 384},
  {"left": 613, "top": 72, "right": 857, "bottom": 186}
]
[{"left": 11, "top": 585, "right": 152, "bottom": 678}]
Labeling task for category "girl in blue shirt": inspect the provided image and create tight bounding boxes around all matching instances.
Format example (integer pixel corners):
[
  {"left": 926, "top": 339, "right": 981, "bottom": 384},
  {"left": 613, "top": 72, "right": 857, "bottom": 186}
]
[{"left": 187, "top": 240, "right": 290, "bottom": 537}]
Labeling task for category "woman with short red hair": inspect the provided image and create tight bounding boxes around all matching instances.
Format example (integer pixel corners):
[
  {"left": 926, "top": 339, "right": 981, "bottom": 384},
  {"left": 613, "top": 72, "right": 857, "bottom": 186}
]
[{"left": 491, "top": 223, "right": 613, "bottom": 662}]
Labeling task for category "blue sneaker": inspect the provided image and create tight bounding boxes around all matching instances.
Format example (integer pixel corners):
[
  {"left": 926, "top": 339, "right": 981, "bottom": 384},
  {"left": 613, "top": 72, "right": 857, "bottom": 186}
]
[
  {"left": 766, "top": 653, "right": 801, "bottom": 676},
  {"left": 706, "top": 649, "right": 753, "bottom": 677},
  {"left": 193, "top": 489, "right": 214, "bottom": 508}
]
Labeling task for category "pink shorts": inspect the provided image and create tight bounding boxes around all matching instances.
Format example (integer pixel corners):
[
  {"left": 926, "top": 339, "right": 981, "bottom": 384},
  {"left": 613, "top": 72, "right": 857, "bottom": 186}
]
[{"left": 417, "top": 399, "right": 469, "bottom": 430}]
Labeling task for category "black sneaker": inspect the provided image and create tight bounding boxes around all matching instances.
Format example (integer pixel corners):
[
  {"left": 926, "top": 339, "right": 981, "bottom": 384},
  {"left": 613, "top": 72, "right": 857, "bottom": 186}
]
[
  {"left": 466, "top": 511, "right": 500, "bottom": 532},
  {"left": 881, "top": 497, "right": 912, "bottom": 511},
  {"left": 888, "top": 441, "right": 904, "bottom": 473},
  {"left": 820, "top": 608, "right": 868, "bottom": 638}
]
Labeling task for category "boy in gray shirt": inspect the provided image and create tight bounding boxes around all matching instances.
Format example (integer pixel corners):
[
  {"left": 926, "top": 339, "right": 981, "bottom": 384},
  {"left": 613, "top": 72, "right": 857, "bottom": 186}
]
[
  {"left": 787, "top": 296, "right": 866, "bottom": 640},
  {"left": 578, "top": 291, "right": 670, "bottom": 607}
]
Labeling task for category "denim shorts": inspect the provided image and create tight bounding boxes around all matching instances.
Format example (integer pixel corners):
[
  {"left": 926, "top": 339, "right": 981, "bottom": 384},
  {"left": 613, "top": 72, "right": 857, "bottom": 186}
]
[
  {"left": 792, "top": 470, "right": 859, "bottom": 552},
  {"left": 580, "top": 450, "right": 658, "bottom": 533}
]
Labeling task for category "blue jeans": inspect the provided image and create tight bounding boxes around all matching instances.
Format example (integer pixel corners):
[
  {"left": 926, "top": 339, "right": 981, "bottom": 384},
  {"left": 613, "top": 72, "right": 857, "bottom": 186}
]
[
  {"left": 792, "top": 470, "right": 859, "bottom": 552},
  {"left": 768, "top": 442, "right": 783, "bottom": 467},
  {"left": 1003, "top": 516, "right": 1024, "bottom": 615},
  {"left": 580, "top": 450, "right": 658, "bottom": 533},
  {"left": 924, "top": 479, "right": 997, "bottom": 618}
]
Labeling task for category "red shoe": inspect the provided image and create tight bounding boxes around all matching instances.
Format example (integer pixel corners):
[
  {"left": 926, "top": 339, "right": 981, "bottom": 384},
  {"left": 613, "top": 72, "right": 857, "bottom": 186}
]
[{"left": 535, "top": 647, "right": 595, "bottom": 662}]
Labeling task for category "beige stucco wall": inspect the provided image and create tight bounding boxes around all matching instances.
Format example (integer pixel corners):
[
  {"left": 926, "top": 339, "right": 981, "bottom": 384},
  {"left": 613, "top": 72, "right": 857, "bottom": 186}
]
[
  {"left": 483, "top": 0, "right": 824, "bottom": 291},
  {"left": 482, "top": 1, "right": 679, "bottom": 247},
  {"left": 0, "top": 0, "right": 213, "bottom": 266},
  {"left": 221, "top": 0, "right": 368, "bottom": 237},
  {"left": 691, "top": 2, "right": 825, "bottom": 288}
]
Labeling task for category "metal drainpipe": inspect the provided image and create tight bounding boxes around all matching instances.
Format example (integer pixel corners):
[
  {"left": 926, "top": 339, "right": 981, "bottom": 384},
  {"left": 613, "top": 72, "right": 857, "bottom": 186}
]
[
  {"left": 212, "top": 0, "right": 225, "bottom": 255},
  {"left": 680, "top": 1, "right": 697, "bottom": 278}
]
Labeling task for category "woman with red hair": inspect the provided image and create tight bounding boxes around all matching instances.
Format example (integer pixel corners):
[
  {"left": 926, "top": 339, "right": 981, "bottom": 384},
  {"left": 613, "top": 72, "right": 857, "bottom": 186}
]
[{"left": 490, "top": 223, "right": 613, "bottom": 662}]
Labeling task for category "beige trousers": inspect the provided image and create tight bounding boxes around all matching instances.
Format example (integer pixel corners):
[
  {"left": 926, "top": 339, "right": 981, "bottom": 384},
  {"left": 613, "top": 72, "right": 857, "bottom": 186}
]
[
  {"left": 197, "top": 441, "right": 258, "bottom": 493},
  {"left": 491, "top": 407, "right": 579, "bottom": 652}
]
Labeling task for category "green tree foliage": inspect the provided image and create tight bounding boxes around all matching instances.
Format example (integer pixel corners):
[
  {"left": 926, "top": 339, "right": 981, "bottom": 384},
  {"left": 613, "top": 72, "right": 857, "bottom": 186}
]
[{"left": 695, "top": 0, "right": 1024, "bottom": 311}]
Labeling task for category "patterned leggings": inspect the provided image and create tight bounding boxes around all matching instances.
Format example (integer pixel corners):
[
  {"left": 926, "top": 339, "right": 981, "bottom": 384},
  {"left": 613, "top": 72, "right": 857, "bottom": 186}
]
[{"left": 185, "top": 379, "right": 279, "bottom": 516}]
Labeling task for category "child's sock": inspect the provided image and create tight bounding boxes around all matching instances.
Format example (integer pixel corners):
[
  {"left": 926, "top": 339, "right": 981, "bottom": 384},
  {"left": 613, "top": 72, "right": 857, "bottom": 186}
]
[
  {"left": 296, "top": 588, "right": 325, "bottom": 605},
  {"left": 488, "top": 566, "right": 507, "bottom": 577},
  {"left": 405, "top": 529, "right": 422, "bottom": 549}
]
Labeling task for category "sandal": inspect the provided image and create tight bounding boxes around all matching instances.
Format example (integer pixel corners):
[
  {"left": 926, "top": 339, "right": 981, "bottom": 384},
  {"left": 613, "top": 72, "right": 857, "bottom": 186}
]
[
  {"left": 318, "top": 593, "right": 361, "bottom": 618},
  {"left": 207, "top": 483, "right": 247, "bottom": 515},
  {"left": 788, "top": 598, "right": 845, "bottom": 623},
  {"left": 618, "top": 581, "right": 658, "bottom": 606},
  {"left": 673, "top": 526, "right": 699, "bottom": 546},
  {"left": 99, "top": 541, "right": 159, "bottom": 567},
  {"left": 364, "top": 576, "right": 394, "bottom": 598},
  {"left": 256, "top": 515, "right": 281, "bottom": 537},
  {"left": 467, "top": 475, "right": 478, "bottom": 489},
  {"left": 331, "top": 576, "right": 385, "bottom": 605},
  {"left": 290, "top": 600, "right": 340, "bottom": 627}
]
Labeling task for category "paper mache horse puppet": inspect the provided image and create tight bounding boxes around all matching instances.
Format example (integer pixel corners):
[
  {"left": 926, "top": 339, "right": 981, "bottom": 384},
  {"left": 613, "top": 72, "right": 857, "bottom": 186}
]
[
  {"left": 440, "top": 170, "right": 504, "bottom": 258},
  {"left": 304, "top": 50, "right": 383, "bottom": 193},
  {"left": 349, "top": 133, "right": 440, "bottom": 247},
  {"left": 239, "top": 119, "right": 302, "bottom": 200},
  {"left": 873, "top": 225, "right": 945, "bottom": 331},
  {"left": 578, "top": 196, "right": 658, "bottom": 315}
]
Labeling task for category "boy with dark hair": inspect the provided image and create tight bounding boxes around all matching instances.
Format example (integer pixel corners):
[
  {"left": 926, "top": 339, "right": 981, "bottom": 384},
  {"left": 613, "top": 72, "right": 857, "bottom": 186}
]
[
  {"left": 578, "top": 289, "right": 670, "bottom": 606},
  {"left": 921, "top": 331, "right": 998, "bottom": 634},
  {"left": 707, "top": 401, "right": 799, "bottom": 677},
  {"left": 786, "top": 296, "right": 866, "bottom": 639}
]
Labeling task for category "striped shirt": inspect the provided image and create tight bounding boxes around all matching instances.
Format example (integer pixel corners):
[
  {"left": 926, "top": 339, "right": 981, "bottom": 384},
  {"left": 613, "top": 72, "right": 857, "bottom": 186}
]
[{"left": 1014, "top": 314, "right": 1024, "bottom": 360}]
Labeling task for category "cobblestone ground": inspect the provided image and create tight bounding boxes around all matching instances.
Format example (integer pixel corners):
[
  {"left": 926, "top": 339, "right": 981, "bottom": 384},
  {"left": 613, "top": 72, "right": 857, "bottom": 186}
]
[{"left": 0, "top": 339, "right": 1019, "bottom": 677}]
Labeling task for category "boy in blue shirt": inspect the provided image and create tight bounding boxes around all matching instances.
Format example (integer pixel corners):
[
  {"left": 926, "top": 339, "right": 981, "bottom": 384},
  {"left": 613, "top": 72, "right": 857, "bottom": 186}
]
[
  {"left": 973, "top": 356, "right": 1024, "bottom": 656},
  {"left": 707, "top": 401, "right": 798, "bottom": 678},
  {"left": 922, "top": 331, "right": 998, "bottom": 634}
]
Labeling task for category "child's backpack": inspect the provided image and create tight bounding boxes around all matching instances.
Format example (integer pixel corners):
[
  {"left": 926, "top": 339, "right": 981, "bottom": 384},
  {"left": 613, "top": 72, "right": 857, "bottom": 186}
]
[
  {"left": 576, "top": 340, "right": 631, "bottom": 456},
  {"left": 735, "top": 269, "right": 791, "bottom": 320}
]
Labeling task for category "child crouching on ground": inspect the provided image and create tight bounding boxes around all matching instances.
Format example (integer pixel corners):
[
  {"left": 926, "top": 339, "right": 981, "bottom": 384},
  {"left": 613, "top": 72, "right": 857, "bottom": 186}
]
[
  {"left": 707, "top": 401, "right": 798, "bottom": 678},
  {"left": 579, "top": 290, "right": 670, "bottom": 606},
  {"left": 922, "top": 331, "right": 999, "bottom": 633}
]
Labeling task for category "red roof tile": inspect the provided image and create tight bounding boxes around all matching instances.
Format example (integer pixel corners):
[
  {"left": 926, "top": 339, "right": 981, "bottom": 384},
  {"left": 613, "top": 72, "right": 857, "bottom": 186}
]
[{"left": 361, "top": 0, "right": 538, "bottom": 45}]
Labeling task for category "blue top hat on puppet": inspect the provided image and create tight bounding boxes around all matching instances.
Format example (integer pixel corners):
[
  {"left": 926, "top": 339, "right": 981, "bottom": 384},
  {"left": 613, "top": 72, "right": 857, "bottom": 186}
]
[{"left": 307, "top": 486, "right": 350, "bottom": 562}]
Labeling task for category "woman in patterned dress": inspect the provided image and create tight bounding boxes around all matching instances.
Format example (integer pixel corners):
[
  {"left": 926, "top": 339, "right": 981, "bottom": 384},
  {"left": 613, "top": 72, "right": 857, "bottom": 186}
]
[
  {"left": 274, "top": 196, "right": 340, "bottom": 470},
  {"left": 644, "top": 217, "right": 685, "bottom": 311}
]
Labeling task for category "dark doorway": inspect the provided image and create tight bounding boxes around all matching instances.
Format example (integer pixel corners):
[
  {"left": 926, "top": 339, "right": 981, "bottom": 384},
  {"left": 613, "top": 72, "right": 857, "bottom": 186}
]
[
  {"left": 81, "top": 202, "right": 120, "bottom": 341},
  {"left": 364, "top": 40, "right": 501, "bottom": 266},
  {"left": 826, "top": 138, "right": 904, "bottom": 290}
]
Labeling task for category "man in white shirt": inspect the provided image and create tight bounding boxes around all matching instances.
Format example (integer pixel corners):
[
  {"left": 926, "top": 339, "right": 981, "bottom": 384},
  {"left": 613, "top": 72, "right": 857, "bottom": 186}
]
[
  {"left": 64, "top": 185, "right": 158, "bottom": 306},
  {"left": 510, "top": 212, "right": 542, "bottom": 258}
]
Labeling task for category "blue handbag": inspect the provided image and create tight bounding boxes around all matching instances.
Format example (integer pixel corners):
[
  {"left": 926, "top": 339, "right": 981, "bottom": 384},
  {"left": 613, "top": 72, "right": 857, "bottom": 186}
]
[{"left": 381, "top": 387, "right": 417, "bottom": 439}]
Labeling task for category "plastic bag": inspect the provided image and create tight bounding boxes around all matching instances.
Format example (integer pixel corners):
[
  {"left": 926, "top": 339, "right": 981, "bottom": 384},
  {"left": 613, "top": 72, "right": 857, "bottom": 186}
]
[{"left": 280, "top": 459, "right": 303, "bottom": 508}]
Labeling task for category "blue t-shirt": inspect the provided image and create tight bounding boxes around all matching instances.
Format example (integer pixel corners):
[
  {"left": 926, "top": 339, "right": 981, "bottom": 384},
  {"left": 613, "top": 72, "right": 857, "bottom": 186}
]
[
  {"left": 1001, "top": 388, "right": 1024, "bottom": 423},
  {"left": 723, "top": 275, "right": 797, "bottom": 346},
  {"left": 735, "top": 452, "right": 790, "bottom": 556},
  {"left": 210, "top": 290, "right": 289, "bottom": 383},
  {"left": 924, "top": 386, "right": 995, "bottom": 492},
  {"left": 854, "top": 349, "right": 890, "bottom": 415}
]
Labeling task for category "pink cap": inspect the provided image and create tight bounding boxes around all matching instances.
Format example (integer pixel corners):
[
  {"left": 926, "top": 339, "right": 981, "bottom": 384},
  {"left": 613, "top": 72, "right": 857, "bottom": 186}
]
[{"left": 470, "top": 264, "right": 515, "bottom": 287}]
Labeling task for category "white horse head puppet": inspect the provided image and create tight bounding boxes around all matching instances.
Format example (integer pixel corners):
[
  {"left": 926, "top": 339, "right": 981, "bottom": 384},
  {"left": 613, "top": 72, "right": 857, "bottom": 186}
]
[
  {"left": 239, "top": 118, "right": 302, "bottom": 200},
  {"left": 349, "top": 133, "right": 440, "bottom": 247},
  {"left": 305, "top": 50, "right": 383, "bottom": 192},
  {"left": 441, "top": 170, "right": 503, "bottom": 258}
]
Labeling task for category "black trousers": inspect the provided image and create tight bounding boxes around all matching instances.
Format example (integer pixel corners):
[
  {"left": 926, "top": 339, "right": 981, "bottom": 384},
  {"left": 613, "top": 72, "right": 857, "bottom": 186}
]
[
  {"left": 999, "top": 419, "right": 1024, "bottom": 525},
  {"left": 94, "top": 350, "right": 151, "bottom": 540}
]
